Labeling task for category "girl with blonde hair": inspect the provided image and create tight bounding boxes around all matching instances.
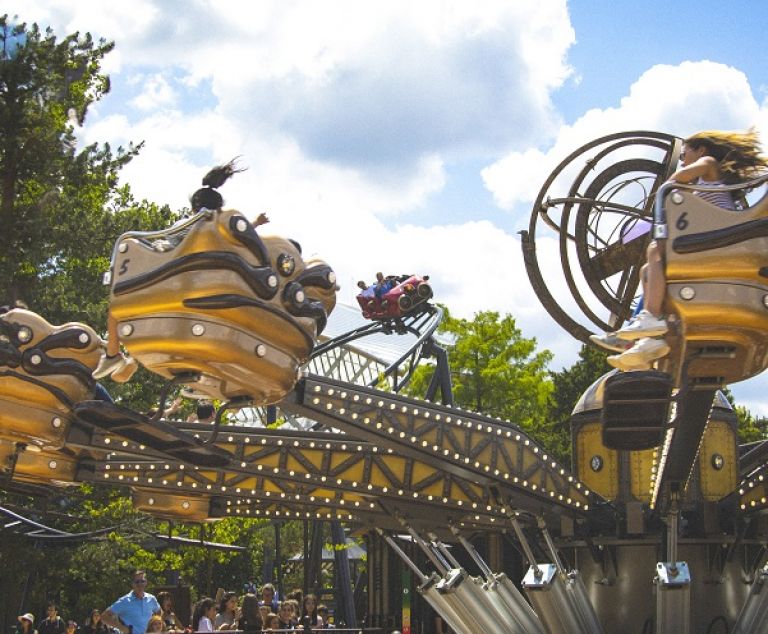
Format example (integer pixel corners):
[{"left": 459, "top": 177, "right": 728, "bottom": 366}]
[{"left": 605, "top": 128, "right": 768, "bottom": 368}]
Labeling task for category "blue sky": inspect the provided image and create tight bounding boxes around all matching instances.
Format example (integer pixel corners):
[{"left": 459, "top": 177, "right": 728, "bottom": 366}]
[{"left": 8, "top": 1, "right": 768, "bottom": 416}]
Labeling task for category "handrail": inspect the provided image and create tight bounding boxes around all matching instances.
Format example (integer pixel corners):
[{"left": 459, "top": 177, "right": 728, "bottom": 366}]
[
  {"left": 653, "top": 172, "right": 768, "bottom": 239},
  {"left": 106, "top": 208, "right": 215, "bottom": 275},
  {"left": 186, "top": 625, "right": 387, "bottom": 634}
]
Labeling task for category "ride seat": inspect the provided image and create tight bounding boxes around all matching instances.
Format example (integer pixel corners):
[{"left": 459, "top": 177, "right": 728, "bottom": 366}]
[
  {"left": 108, "top": 209, "right": 337, "bottom": 403},
  {"left": 0, "top": 309, "right": 101, "bottom": 449},
  {"left": 660, "top": 184, "right": 768, "bottom": 386}
]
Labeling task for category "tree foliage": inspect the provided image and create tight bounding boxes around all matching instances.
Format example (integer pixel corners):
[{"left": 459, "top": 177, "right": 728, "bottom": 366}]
[
  {"left": 0, "top": 16, "right": 177, "bottom": 409},
  {"left": 408, "top": 307, "right": 554, "bottom": 431},
  {"left": 0, "top": 15, "right": 175, "bottom": 326},
  {"left": 546, "top": 345, "right": 611, "bottom": 463},
  {"left": 733, "top": 403, "right": 768, "bottom": 444}
]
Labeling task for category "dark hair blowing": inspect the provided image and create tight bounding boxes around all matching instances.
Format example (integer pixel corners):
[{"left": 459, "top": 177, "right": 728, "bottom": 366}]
[{"left": 192, "top": 598, "right": 214, "bottom": 631}]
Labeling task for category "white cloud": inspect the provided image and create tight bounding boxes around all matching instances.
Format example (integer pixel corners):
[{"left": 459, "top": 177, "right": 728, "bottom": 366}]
[
  {"left": 483, "top": 61, "right": 766, "bottom": 213},
  {"left": 12, "top": 1, "right": 574, "bottom": 171},
  {"left": 129, "top": 73, "right": 177, "bottom": 111},
  {"left": 7, "top": 4, "right": 768, "bottom": 417}
]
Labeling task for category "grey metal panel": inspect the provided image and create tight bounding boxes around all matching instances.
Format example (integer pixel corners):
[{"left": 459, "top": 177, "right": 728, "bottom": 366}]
[
  {"left": 437, "top": 569, "right": 506, "bottom": 634},
  {"left": 655, "top": 562, "right": 690, "bottom": 634},
  {"left": 731, "top": 567, "right": 768, "bottom": 634},
  {"left": 418, "top": 574, "right": 467, "bottom": 634},
  {"left": 563, "top": 570, "right": 605, "bottom": 634},
  {"left": 523, "top": 564, "right": 593, "bottom": 634},
  {"left": 493, "top": 573, "right": 546, "bottom": 634}
]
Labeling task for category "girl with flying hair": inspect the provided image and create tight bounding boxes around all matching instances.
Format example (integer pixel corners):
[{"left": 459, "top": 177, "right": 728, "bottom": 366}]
[{"left": 600, "top": 129, "right": 768, "bottom": 369}]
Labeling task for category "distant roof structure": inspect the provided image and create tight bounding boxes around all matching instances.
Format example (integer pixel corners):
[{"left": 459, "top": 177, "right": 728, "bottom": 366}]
[{"left": 288, "top": 537, "right": 366, "bottom": 561}]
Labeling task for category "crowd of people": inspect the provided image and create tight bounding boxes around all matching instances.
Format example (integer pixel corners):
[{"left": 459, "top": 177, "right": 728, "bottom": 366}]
[
  {"left": 188, "top": 582, "right": 332, "bottom": 633},
  {"left": 16, "top": 572, "right": 336, "bottom": 634}
]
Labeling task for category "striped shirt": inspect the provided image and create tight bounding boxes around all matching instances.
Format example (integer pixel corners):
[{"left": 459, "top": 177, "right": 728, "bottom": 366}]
[{"left": 694, "top": 178, "right": 735, "bottom": 210}]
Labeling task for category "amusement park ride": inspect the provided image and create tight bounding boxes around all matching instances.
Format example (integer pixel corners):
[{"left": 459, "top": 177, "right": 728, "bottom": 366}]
[{"left": 2, "top": 131, "right": 768, "bottom": 633}]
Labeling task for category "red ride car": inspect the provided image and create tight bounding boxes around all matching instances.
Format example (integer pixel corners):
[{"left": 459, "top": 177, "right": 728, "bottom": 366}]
[{"left": 356, "top": 275, "right": 433, "bottom": 320}]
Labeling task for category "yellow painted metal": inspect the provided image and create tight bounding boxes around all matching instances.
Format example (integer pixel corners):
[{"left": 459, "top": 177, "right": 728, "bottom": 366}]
[
  {"left": 132, "top": 489, "right": 212, "bottom": 522},
  {"left": 629, "top": 449, "right": 655, "bottom": 504},
  {"left": 0, "top": 441, "right": 79, "bottom": 486},
  {"left": 0, "top": 309, "right": 101, "bottom": 449},
  {"left": 661, "top": 189, "right": 768, "bottom": 386},
  {"left": 109, "top": 209, "right": 336, "bottom": 402},
  {"left": 699, "top": 420, "right": 738, "bottom": 501},
  {"left": 305, "top": 378, "right": 592, "bottom": 512},
  {"left": 575, "top": 422, "right": 618, "bottom": 500}
]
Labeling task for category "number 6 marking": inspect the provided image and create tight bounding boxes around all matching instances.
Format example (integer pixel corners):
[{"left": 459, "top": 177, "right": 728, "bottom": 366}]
[{"left": 676, "top": 212, "right": 689, "bottom": 231}]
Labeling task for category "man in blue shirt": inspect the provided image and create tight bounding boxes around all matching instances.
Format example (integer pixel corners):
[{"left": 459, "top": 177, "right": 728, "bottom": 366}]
[{"left": 102, "top": 570, "right": 161, "bottom": 634}]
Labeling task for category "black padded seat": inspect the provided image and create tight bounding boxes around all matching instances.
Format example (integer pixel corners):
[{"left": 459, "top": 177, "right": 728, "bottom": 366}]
[{"left": 601, "top": 370, "right": 673, "bottom": 451}]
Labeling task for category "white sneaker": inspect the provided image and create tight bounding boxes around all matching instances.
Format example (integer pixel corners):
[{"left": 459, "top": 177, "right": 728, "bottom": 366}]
[
  {"left": 590, "top": 332, "right": 632, "bottom": 353},
  {"left": 615, "top": 310, "right": 668, "bottom": 340},
  {"left": 606, "top": 354, "right": 651, "bottom": 372},
  {"left": 607, "top": 337, "right": 670, "bottom": 371}
]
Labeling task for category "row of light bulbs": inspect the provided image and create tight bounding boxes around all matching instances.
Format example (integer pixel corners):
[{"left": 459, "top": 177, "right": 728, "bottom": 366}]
[{"left": 308, "top": 383, "right": 591, "bottom": 510}]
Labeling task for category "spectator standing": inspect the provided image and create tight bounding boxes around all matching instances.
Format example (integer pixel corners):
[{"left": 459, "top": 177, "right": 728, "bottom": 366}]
[
  {"left": 300, "top": 595, "right": 321, "bottom": 628},
  {"left": 236, "top": 594, "right": 262, "bottom": 634},
  {"left": 157, "top": 591, "right": 184, "bottom": 632},
  {"left": 102, "top": 570, "right": 161, "bottom": 634},
  {"left": 213, "top": 592, "right": 238, "bottom": 630},
  {"left": 145, "top": 617, "right": 164, "bottom": 634},
  {"left": 263, "top": 614, "right": 279, "bottom": 632},
  {"left": 64, "top": 621, "right": 77, "bottom": 634},
  {"left": 316, "top": 606, "right": 334, "bottom": 629},
  {"left": 285, "top": 590, "right": 303, "bottom": 608},
  {"left": 284, "top": 600, "right": 299, "bottom": 628},
  {"left": 155, "top": 593, "right": 183, "bottom": 632},
  {"left": 277, "top": 602, "right": 293, "bottom": 630},
  {"left": 17, "top": 614, "right": 37, "bottom": 634},
  {"left": 191, "top": 599, "right": 215, "bottom": 634},
  {"left": 259, "top": 584, "right": 279, "bottom": 613},
  {"left": 81, "top": 610, "right": 110, "bottom": 634},
  {"left": 39, "top": 604, "right": 66, "bottom": 634}
]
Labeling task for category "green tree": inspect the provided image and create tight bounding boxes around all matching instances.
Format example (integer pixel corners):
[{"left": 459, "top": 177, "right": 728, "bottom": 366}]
[
  {"left": 408, "top": 308, "right": 554, "bottom": 431},
  {"left": 0, "top": 16, "right": 175, "bottom": 319},
  {"left": 0, "top": 16, "right": 177, "bottom": 409},
  {"left": 721, "top": 389, "right": 768, "bottom": 445},
  {"left": 734, "top": 405, "right": 768, "bottom": 444},
  {"left": 546, "top": 344, "right": 611, "bottom": 463}
]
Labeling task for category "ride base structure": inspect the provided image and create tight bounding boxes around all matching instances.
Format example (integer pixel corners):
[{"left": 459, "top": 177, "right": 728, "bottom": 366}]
[{"left": 2, "top": 132, "right": 768, "bottom": 633}]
